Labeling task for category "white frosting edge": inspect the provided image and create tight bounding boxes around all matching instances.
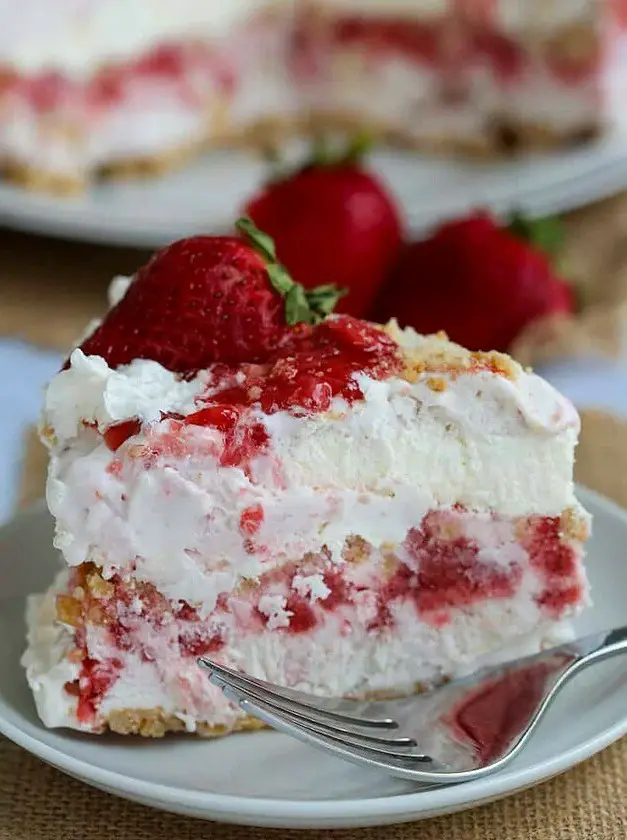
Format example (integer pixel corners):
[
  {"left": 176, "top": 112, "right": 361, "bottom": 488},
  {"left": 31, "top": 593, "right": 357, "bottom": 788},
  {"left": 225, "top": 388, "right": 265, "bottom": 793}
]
[
  {"left": 0, "top": 0, "right": 287, "bottom": 77},
  {"left": 20, "top": 570, "right": 82, "bottom": 730}
]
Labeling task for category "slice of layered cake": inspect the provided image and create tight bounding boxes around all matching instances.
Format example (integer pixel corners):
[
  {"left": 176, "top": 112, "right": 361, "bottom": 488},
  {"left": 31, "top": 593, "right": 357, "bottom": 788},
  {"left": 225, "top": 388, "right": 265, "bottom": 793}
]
[{"left": 22, "top": 220, "right": 590, "bottom": 737}]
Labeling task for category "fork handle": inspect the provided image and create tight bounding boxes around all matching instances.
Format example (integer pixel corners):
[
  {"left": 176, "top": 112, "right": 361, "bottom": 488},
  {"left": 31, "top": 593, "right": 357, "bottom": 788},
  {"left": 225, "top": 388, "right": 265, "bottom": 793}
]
[
  {"left": 576, "top": 624, "right": 627, "bottom": 671},
  {"left": 598, "top": 624, "right": 627, "bottom": 655}
]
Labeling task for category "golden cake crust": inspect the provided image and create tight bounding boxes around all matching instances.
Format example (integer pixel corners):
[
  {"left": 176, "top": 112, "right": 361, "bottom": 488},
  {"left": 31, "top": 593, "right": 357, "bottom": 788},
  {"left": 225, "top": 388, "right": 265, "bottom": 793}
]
[{"left": 105, "top": 708, "right": 267, "bottom": 738}]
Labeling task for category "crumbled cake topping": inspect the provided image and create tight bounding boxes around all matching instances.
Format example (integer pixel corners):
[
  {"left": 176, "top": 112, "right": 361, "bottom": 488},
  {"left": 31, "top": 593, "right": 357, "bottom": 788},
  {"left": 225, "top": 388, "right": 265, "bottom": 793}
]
[
  {"left": 426, "top": 376, "right": 448, "bottom": 392},
  {"left": 514, "top": 507, "right": 591, "bottom": 553},
  {"left": 56, "top": 594, "right": 82, "bottom": 628},
  {"left": 39, "top": 423, "right": 57, "bottom": 449},
  {"left": 384, "top": 320, "right": 520, "bottom": 382},
  {"left": 560, "top": 506, "right": 591, "bottom": 543}
]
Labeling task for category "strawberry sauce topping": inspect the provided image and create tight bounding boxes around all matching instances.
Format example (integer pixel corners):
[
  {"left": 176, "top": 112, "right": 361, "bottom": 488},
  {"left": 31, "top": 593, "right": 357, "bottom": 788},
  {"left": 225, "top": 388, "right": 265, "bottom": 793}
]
[
  {"left": 192, "top": 316, "right": 401, "bottom": 417},
  {"left": 159, "top": 315, "right": 401, "bottom": 468},
  {"left": 183, "top": 408, "right": 271, "bottom": 469},
  {"left": 103, "top": 419, "right": 142, "bottom": 452},
  {"left": 521, "top": 516, "right": 583, "bottom": 616},
  {"left": 87, "top": 220, "right": 387, "bottom": 468},
  {"left": 75, "top": 657, "right": 121, "bottom": 725},
  {"left": 99, "top": 315, "right": 400, "bottom": 471}
]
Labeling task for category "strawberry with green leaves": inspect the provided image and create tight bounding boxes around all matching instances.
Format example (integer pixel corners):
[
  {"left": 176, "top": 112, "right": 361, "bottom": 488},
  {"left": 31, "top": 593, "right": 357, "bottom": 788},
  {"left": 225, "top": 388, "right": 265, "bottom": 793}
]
[
  {"left": 244, "top": 136, "right": 403, "bottom": 319},
  {"left": 376, "top": 211, "right": 573, "bottom": 352},
  {"left": 77, "top": 218, "right": 345, "bottom": 374}
]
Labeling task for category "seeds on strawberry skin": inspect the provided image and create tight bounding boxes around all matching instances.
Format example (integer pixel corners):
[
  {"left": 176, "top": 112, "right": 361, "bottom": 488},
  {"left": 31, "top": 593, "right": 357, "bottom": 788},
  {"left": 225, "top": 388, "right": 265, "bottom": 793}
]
[{"left": 76, "top": 220, "right": 345, "bottom": 374}]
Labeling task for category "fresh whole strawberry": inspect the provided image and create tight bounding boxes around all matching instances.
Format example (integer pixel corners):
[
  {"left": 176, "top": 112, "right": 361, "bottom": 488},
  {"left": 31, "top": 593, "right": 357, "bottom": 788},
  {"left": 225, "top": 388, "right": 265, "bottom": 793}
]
[
  {"left": 376, "top": 211, "right": 573, "bottom": 352},
  {"left": 244, "top": 136, "right": 403, "bottom": 319},
  {"left": 77, "top": 218, "right": 344, "bottom": 373}
]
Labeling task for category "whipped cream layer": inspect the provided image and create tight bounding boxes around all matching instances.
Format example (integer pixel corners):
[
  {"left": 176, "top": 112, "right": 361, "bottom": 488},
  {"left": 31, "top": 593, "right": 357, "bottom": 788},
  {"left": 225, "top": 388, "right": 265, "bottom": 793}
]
[
  {"left": 0, "top": 0, "right": 287, "bottom": 76},
  {"left": 42, "top": 323, "right": 586, "bottom": 614},
  {"left": 24, "top": 529, "right": 581, "bottom": 735},
  {"left": 22, "top": 571, "right": 85, "bottom": 730}
]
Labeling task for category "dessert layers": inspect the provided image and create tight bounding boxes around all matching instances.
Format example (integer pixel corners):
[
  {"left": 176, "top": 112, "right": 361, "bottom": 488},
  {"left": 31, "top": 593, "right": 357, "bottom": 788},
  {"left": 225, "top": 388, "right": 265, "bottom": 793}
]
[
  {"left": 0, "top": 0, "right": 297, "bottom": 190},
  {"left": 0, "top": 0, "right": 278, "bottom": 76},
  {"left": 2, "top": 0, "right": 626, "bottom": 190},
  {"left": 24, "top": 313, "right": 590, "bottom": 736},
  {"left": 304, "top": 0, "right": 626, "bottom": 153}
]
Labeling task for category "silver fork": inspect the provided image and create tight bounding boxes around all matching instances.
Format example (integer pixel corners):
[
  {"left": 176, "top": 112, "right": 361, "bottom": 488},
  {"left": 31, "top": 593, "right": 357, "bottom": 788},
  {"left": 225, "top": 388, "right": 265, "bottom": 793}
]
[{"left": 199, "top": 625, "right": 627, "bottom": 785}]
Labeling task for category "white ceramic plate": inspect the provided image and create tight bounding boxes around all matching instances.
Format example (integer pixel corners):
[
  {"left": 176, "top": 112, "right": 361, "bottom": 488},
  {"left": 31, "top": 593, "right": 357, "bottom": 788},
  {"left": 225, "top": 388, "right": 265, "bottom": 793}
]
[
  {"left": 2, "top": 132, "right": 627, "bottom": 248},
  {"left": 1, "top": 487, "right": 626, "bottom": 829}
]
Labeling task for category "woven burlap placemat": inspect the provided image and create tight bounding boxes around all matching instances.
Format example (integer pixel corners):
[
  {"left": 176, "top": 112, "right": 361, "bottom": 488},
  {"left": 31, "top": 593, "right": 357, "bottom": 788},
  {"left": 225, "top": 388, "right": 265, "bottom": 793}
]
[{"left": 3, "top": 203, "right": 627, "bottom": 837}]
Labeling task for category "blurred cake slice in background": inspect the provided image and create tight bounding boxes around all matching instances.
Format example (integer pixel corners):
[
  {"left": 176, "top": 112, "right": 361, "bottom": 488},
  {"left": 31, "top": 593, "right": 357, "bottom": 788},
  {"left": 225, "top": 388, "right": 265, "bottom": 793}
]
[
  {"left": 0, "top": 0, "right": 299, "bottom": 192},
  {"left": 481, "top": 0, "right": 614, "bottom": 151},
  {"left": 0, "top": 0, "right": 626, "bottom": 191},
  {"left": 297, "top": 0, "right": 495, "bottom": 155},
  {"left": 300, "top": 0, "right": 627, "bottom": 154}
]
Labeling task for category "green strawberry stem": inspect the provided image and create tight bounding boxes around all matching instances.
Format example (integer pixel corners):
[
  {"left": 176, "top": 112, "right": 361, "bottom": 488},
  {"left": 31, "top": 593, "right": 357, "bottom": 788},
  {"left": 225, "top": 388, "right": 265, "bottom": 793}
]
[
  {"left": 236, "top": 217, "right": 346, "bottom": 325},
  {"left": 507, "top": 211, "right": 573, "bottom": 287},
  {"left": 309, "top": 130, "right": 374, "bottom": 169},
  {"left": 258, "top": 142, "right": 287, "bottom": 183},
  {"left": 260, "top": 131, "right": 375, "bottom": 186},
  {"left": 507, "top": 212, "right": 564, "bottom": 260},
  {"left": 341, "top": 131, "right": 375, "bottom": 166}
]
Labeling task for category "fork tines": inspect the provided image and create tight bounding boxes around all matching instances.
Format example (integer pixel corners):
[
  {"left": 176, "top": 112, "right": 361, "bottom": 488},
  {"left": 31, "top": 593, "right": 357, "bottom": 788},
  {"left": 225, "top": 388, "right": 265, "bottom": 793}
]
[{"left": 198, "top": 658, "right": 431, "bottom": 764}]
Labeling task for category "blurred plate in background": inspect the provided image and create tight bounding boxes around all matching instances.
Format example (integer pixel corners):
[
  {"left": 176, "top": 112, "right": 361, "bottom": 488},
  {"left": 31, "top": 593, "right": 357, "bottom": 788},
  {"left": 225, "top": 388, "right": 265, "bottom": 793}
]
[{"left": 0, "top": 130, "right": 626, "bottom": 249}]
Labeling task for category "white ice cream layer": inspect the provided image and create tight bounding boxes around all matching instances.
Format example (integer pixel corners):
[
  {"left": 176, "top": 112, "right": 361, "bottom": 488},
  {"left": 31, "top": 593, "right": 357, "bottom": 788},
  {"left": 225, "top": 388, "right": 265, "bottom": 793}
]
[
  {"left": 42, "top": 326, "right": 586, "bottom": 614},
  {"left": 44, "top": 348, "right": 209, "bottom": 443},
  {"left": 23, "top": 567, "right": 579, "bottom": 734}
]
